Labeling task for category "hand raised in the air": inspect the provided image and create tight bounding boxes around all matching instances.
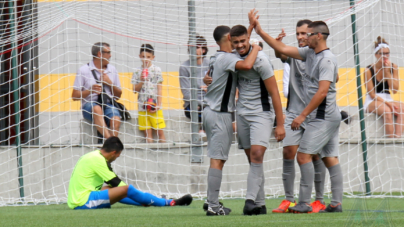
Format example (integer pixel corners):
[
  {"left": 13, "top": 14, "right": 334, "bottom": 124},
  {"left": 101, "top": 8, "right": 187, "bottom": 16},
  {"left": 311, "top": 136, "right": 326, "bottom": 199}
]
[
  {"left": 291, "top": 114, "right": 306, "bottom": 131},
  {"left": 276, "top": 28, "right": 286, "bottom": 41},
  {"left": 248, "top": 9, "right": 260, "bottom": 27}
]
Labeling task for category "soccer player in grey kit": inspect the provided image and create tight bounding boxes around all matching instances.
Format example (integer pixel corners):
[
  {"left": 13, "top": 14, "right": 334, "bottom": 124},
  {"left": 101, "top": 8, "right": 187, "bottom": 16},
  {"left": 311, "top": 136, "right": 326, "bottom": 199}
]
[
  {"left": 272, "top": 20, "right": 327, "bottom": 213},
  {"left": 249, "top": 9, "right": 343, "bottom": 213},
  {"left": 229, "top": 24, "right": 285, "bottom": 215},
  {"left": 203, "top": 25, "right": 261, "bottom": 216}
]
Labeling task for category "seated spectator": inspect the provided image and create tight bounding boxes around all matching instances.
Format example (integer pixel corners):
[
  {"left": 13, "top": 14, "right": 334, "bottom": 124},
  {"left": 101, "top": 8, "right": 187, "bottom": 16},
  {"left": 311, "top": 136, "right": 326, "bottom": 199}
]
[
  {"left": 72, "top": 42, "right": 122, "bottom": 143},
  {"left": 179, "top": 35, "right": 209, "bottom": 137},
  {"left": 131, "top": 44, "right": 166, "bottom": 143},
  {"left": 364, "top": 36, "right": 403, "bottom": 138}
]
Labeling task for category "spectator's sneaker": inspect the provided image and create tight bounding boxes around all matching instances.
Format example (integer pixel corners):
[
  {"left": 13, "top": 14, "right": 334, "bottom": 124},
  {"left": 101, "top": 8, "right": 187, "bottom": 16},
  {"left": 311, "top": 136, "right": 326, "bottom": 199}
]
[
  {"left": 206, "top": 206, "right": 232, "bottom": 216},
  {"left": 260, "top": 205, "right": 267, "bottom": 214},
  {"left": 96, "top": 131, "right": 104, "bottom": 144},
  {"left": 288, "top": 202, "right": 312, "bottom": 214},
  {"left": 340, "top": 111, "right": 351, "bottom": 125},
  {"left": 310, "top": 200, "right": 326, "bottom": 213},
  {"left": 243, "top": 200, "right": 261, "bottom": 215},
  {"left": 203, "top": 200, "right": 224, "bottom": 212},
  {"left": 272, "top": 200, "right": 296, "bottom": 213},
  {"left": 319, "top": 203, "right": 343, "bottom": 213},
  {"left": 171, "top": 194, "right": 193, "bottom": 206}
]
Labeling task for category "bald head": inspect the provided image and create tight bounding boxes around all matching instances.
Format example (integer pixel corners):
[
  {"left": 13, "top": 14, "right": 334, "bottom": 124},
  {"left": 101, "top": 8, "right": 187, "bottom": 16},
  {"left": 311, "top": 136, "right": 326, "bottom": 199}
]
[{"left": 309, "top": 21, "right": 329, "bottom": 40}]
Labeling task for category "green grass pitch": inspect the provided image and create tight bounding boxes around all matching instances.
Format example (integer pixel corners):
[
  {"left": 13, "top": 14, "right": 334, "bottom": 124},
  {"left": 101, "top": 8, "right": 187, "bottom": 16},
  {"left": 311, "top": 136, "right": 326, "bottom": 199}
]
[{"left": 1, "top": 198, "right": 403, "bottom": 226}]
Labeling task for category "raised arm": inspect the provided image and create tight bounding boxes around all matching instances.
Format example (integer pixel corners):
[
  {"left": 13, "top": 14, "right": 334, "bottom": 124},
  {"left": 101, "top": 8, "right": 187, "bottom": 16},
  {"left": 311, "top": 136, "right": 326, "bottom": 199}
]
[
  {"left": 249, "top": 9, "right": 303, "bottom": 60},
  {"left": 274, "top": 28, "right": 288, "bottom": 62}
]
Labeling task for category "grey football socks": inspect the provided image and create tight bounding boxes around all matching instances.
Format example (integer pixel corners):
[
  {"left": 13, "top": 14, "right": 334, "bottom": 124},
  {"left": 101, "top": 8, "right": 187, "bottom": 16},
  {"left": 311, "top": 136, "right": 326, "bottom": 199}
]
[
  {"left": 246, "top": 162, "right": 263, "bottom": 201},
  {"left": 328, "top": 164, "right": 343, "bottom": 206},
  {"left": 298, "top": 162, "right": 314, "bottom": 204},
  {"left": 313, "top": 159, "right": 326, "bottom": 203},
  {"left": 255, "top": 173, "right": 266, "bottom": 206},
  {"left": 283, "top": 159, "right": 295, "bottom": 202},
  {"left": 207, "top": 168, "right": 222, "bottom": 211}
]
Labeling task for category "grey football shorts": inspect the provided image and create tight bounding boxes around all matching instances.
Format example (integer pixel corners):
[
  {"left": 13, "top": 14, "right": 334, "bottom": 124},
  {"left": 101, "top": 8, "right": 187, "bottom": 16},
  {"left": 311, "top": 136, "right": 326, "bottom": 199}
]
[
  {"left": 203, "top": 107, "right": 233, "bottom": 160},
  {"left": 298, "top": 118, "right": 340, "bottom": 158},
  {"left": 283, "top": 112, "right": 307, "bottom": 147},
  {"left": 236, "top": 111, "right": 274, "bottom": 150}
]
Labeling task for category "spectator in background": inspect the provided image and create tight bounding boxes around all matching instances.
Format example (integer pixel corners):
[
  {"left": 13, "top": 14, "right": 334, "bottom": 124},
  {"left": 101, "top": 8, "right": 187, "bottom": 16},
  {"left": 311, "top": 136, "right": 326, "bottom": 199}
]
[
  {"left": 72, "top": 42, "right": 122, "bottom": 143},
  {"left": 180, "top": 35, "right": 209, "bottom": 137},
  {"left": 364, "top": 36, "right": 403, "bottom": 138},
  {"left": 132, "top": 44, "right": 166, "bottom": 143}
]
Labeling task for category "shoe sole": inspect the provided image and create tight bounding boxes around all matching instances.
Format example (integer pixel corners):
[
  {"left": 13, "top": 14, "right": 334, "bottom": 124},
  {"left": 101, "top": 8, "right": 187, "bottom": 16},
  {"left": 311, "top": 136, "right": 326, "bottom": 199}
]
[
  {"left": 289, "top": 209, "right": 312, "bottom": 214},
  {"left": 272, "top": 209, "right": 287, "bottom": 213}
]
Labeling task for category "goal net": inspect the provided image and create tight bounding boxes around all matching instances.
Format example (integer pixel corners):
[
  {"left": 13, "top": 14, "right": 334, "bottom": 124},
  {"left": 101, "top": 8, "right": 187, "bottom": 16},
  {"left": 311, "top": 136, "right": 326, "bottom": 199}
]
[{"left": 1, "top": 0, "right": 404, "bottom": 205}]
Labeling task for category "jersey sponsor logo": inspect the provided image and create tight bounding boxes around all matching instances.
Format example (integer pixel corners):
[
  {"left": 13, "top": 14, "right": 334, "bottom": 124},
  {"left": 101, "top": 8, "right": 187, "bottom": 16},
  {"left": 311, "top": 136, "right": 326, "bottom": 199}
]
[
  {"left": 148, "top": 199, "right": 154, "bottom": 205},
  {"left": 239, "top": 77, "right": 252, "bottom": 83}
]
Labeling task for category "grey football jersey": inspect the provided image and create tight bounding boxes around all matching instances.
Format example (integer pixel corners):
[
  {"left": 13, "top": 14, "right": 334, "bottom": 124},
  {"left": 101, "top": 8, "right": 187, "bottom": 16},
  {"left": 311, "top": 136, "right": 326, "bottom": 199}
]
[
  {"left": 285, "top": 57, "right": 307, "bottom": 115},
  {"left": 298, "top": 47, "right": 340, "bottom": 121},
  {"left": 236, "top": 50, "right": 274, "bottom": 114},
  {"left": 204, "top": 51, "right": 241, "bottom": 112}
]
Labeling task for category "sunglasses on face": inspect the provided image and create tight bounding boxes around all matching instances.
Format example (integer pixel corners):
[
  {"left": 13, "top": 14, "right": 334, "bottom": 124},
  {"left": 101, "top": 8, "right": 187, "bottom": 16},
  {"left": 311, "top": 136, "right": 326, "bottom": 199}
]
[{"left": 376, "top": 52, "right": 390, "bottom": 55}]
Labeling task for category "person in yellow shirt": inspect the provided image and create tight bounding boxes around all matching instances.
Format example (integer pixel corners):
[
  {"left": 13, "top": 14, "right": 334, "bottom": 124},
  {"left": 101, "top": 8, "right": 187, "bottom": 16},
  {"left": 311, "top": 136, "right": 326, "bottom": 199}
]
[{"left": 67, "top": 136, "right": 192, "bottom": 209}]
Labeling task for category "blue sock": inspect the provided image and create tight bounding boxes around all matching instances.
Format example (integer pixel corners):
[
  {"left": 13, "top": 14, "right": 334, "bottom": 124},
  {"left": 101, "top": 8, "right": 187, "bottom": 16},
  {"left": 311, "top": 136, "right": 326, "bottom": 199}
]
[
  {"left": 127, "top": 185, "right": 173, "bottom": 206},
  {"left": 119, "top": 197, "right": 141, "bottom": 206}
]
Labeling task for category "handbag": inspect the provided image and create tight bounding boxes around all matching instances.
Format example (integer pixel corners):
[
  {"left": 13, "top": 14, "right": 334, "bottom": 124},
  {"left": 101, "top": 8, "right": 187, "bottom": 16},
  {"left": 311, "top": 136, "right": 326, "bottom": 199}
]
[{"left": 90, "top": 68, "right": 131, "bottom": 121}]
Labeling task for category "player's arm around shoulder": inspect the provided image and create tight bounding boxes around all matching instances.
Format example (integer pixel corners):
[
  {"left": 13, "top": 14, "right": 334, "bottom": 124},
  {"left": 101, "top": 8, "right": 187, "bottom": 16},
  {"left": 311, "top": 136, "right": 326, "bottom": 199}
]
[{"left": 235, "top": 44, "right": 261, "bottom": 71}]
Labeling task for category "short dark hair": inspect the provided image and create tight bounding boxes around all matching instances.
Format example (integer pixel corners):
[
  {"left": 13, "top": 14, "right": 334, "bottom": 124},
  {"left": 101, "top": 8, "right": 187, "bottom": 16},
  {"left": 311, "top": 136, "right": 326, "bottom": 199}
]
[
  {"left": 308, "top": 21, "right": 329, "bottom": 40},
  {"left": 258, "top": 42, "right": 263, "bottom": 49},
  {"left": 230, "top": 25, "right": 248, "bottom": 37},
  {"left": 92, "top": 42, "right": 110, "bottom": 57},
  {"left": 102, "top": 136, "right": 124, "bottom": 153},
  {"left": 140, "top": 44, "right": 154, "bottom": 55},
  {"left": 296, "top": 19, "right": 312, "bottom": 28},
  {"left": 213, "top": 25, "right": 230, "bottom": 42},
  {"left": 188, "top": 35, "right": 209, "bottom": 56}
]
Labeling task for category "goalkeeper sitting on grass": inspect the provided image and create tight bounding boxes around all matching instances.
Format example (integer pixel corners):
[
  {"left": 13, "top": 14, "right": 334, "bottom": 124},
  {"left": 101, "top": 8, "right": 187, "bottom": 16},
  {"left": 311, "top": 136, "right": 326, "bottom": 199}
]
[{"left": 67, "top": 136, "right": 192, "bottom": 209}]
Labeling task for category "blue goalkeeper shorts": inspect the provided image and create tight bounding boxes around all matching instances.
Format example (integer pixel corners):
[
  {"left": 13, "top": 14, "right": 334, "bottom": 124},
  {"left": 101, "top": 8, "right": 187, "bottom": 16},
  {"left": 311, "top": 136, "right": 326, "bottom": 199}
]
[{"left": 74, "top": 190, "right": 111, "bottom": 210}]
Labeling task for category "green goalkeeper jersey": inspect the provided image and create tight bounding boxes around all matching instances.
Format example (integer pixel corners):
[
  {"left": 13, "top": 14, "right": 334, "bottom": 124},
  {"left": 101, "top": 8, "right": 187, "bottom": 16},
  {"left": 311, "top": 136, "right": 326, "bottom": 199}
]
[{"left": 67, "top": 150, "right": 126, "bottom": 209}]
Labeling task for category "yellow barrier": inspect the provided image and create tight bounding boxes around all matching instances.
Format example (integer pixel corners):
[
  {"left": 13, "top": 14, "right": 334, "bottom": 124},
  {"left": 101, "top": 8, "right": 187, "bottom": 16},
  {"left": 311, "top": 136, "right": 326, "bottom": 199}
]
[{"left": 38, "top": 68, "right": 404, "bottom": 112}]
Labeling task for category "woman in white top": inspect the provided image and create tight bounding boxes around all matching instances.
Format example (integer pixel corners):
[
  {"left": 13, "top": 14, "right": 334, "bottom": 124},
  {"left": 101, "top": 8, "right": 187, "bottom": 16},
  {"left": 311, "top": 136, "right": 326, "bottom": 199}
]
[{"left": 364, "top": 36, "right": 403, "bottom": 138}]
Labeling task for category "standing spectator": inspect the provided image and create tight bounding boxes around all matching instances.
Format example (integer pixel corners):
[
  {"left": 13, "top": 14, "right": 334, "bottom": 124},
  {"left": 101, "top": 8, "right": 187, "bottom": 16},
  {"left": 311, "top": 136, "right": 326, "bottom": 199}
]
[
  {"left": 180, "top": 35, "right": 209, "bottom": 137},
  {"left": 364, "top": 36, "right": 403, "bottom": 138},
  {"left": 72, "top": 42, "right": 122, "bottom": 143},
  {"left": 132, "top": 44, "right": 166, "bottom": 143}
]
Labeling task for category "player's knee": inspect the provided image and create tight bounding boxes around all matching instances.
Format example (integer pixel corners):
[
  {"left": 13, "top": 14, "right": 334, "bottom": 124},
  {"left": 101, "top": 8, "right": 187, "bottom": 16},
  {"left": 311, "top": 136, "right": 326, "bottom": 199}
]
[
  {"left": 296, "top": 153, "right": 311, "bottom": 165},
  {"left": 312, "top": 155, "right": 320, "bottom": 162},
  {"left": 283, "top": 147, "right": 296, "bottom": 159},
  {"left": 250, "top": 150, "right": 264, "bottom": 163}
]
